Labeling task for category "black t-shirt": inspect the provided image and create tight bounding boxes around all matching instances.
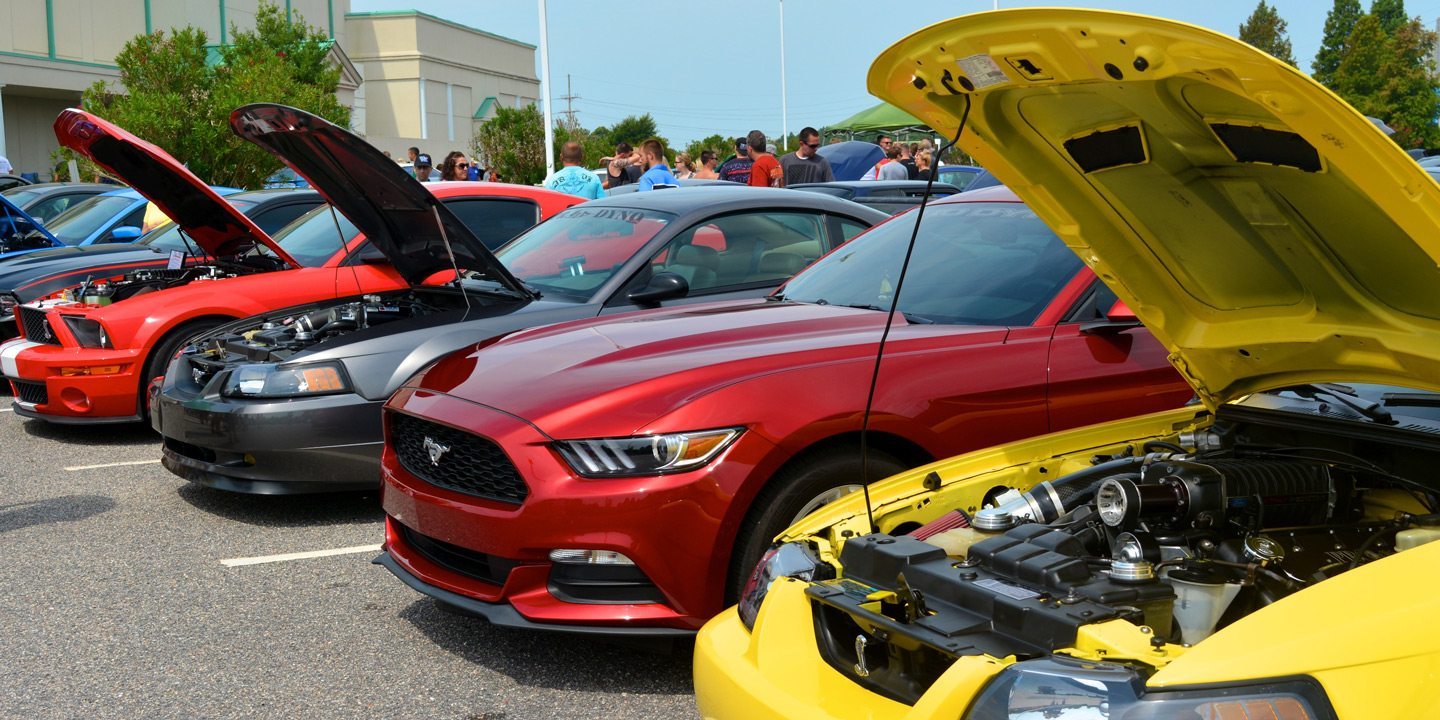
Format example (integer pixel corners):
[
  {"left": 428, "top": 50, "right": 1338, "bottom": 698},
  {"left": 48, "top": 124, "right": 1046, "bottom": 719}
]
[
  {"left": 899, "top": 158, "right": 919, "bottom": 180},
  {"left": 608, "top": 163, "right": 643, "bottom": 187}
]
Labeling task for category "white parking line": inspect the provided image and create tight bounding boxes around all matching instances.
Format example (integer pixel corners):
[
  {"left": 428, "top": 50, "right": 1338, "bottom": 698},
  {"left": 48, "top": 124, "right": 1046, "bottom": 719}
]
[
  {"left": 0, "top": 408, "right": 11, "bottom": 413},
  {"left": 220, "top": 544, "right": 383, "bottom": 568},
  {"left": 64, "top": 459, "right": 162, "bottom": 471}
]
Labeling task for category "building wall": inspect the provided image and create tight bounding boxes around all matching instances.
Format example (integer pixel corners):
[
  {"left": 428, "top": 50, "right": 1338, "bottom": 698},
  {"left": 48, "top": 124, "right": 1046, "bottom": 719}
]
[
  {"left": 0, "top": 0, "right": 348, "bottom": 178},
  {"left": 346, "top": 11, "right": 538, "bottom": 160}
]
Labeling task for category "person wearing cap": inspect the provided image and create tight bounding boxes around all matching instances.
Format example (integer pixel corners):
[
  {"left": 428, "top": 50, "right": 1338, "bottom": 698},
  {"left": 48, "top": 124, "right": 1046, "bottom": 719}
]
[
  {"left": 412, "top": 153, "right": 434, "bottom": 182},
  {"left": 716, "top": 138, "right": 754, "bottom": 183}
]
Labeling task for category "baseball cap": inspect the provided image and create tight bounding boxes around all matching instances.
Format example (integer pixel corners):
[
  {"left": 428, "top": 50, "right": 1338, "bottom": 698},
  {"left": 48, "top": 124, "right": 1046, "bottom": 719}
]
[{"left": 415, "top": 153, "right": 433, "bottom": 166}]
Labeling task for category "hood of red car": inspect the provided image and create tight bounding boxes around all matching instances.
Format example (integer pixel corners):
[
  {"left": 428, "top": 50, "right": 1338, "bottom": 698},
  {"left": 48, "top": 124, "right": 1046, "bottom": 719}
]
[
  {"left": 230, "top": 103, "right": 530, "bottom": 295},
  {"left": 53, "top": 109, "right": 297, "bottom": 265},
  {"left": 414, "top": 300, "right": 1004, "bottom": 437}
]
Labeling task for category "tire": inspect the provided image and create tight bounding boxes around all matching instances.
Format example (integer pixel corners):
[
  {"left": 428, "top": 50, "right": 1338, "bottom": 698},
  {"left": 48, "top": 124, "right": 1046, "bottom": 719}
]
[
  {"left": 139, "top": 319, "right": 224, "bottom": 422},
  {"left": 726, "top": 447, "right": 909, "bottom": 602}
]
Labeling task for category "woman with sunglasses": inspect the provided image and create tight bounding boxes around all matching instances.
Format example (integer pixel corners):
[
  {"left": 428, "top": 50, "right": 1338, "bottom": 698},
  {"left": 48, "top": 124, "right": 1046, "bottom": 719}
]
[{"left": 439, "top": 151, "right": 471, "bottom": 181}]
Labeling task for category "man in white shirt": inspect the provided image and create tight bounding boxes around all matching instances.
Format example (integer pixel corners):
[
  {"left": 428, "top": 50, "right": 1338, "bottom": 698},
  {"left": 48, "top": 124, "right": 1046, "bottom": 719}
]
[{"left": 0, "top": 155, "right": 12, "bottom": 174}]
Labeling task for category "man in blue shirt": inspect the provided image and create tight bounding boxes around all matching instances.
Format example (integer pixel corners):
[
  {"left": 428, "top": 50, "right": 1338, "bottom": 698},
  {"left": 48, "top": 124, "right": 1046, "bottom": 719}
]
[
  {"left": 542, "top": 141, "right": 604, "bottom": 199},
  {"left": 637, "top": 138, "right": 679, "bottom": 191}
]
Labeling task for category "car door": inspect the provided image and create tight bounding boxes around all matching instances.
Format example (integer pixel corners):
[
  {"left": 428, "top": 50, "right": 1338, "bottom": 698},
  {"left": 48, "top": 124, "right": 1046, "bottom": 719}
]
[
  {"left": 600, "top": 208, "right": 846, "bottom": 314},
  {"left": 1044, "top": 278, "right": 1193, "bottom": 432}
]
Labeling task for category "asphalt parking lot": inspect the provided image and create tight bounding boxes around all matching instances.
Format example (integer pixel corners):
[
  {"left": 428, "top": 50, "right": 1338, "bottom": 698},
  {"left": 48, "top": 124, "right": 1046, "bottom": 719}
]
[{"left": 0, "top": 408, "right": 696, "bottom": 719}]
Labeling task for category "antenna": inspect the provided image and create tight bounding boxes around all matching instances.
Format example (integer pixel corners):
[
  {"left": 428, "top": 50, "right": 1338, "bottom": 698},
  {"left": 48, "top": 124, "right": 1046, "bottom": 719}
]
[{"left": 857, "top": 95, "right": 973, "bottom": 534}]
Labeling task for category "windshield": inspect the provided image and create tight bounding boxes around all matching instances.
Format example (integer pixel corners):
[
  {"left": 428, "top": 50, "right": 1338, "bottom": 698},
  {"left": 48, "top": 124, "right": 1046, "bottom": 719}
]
[
  {"left": 142, "top": 199, "right": 258, "bottom": 253},
  {"left": 495, "top": 206, "right": 673, "bottom": 300},
  {"left": 270, "top": 205, "right": 360, "bottom": 267},
  {"left": 1243, "top": 383, "right": 1440, "bottom": 425},
  {"left": 41, "top": 195, "right": 136, "bottom": 245},
  {"left": 781, "top": 202, "right": 1083, "bottom": 326}
]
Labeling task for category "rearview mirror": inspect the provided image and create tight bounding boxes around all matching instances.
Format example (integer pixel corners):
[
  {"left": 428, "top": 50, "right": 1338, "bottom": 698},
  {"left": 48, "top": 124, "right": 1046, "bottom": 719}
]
[
  {"left": 629, "top": 272, "right": 689, "bottom": 305},
  {"left": 1081, "top": 299, "right": 1141, "bottom": 335}
]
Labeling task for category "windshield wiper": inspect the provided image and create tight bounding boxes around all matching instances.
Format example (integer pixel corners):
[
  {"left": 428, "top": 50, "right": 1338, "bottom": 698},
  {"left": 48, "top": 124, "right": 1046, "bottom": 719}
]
[
  {"left": 1380, "top": 391, "right": 1440, "bottom": 408},
  {"left": 1289, "top": 383, "right": 1396, "bottom": 425},
  {"left": 458, "top": 278, "right": 531, "bottom": 301},
  {"left": 765, "top": 293, "right": 786, "bottom": 302},
  {"left": 840, "top": 302, "right": 935, "bottom": 325}
]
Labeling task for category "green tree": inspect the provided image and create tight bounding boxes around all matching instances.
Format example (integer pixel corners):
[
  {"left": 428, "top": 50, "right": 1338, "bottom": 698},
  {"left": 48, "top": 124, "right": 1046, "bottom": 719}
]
[
  {"left": 606, "top": 114, "right": 662, "bottom": 148},
  {"left": 1370, "top": 0, "right": 1407, "bottom": 34},
  {"left": 684, "top": 134, "right": 730, "bottom": 165},
  {"left": 472, "top": 104, "right": 546, "bottom": 185},
  {"left": 82, "top": 1, "right": 348, "bottom": 189},
  {"left": 553, "top": 121, "right": 612, "bottom": 171},
  {"left": 1238, "top": 1, "right": 1297, "bottom": 65},
  {"left": 1375, "top": 19, "right": 1440, "bottom": 147},
  {"left": 1313, "top": 0, "right": 1362, "bottom": 85},
  {"left": 1333, "top": 14, "right": 1390, "bottom": 109}
]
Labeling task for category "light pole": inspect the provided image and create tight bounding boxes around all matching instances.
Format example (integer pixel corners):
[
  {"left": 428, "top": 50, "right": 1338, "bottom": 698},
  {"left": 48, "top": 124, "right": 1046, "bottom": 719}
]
[
  {"left": 779, "top": 0, "right": 788, "bottom": 151},
  {"left": 538, "top": 0, "right": 555, "bottom": 173}
]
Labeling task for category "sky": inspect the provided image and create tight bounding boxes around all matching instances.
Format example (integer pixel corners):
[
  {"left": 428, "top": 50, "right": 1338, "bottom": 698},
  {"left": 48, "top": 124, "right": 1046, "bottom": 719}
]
[{"left": 350, "top": 0, "right": 1440, "bottom": 146}]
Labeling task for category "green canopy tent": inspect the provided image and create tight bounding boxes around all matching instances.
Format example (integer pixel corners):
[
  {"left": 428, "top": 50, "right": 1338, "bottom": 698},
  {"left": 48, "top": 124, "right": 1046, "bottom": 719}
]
[{"left": 822, "top": 102, "right": 933, "bottom": 142}]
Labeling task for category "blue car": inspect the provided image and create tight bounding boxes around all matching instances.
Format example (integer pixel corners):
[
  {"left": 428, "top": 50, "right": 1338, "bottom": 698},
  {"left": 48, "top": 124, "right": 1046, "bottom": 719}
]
[
  {"left": 0, "top": 192, "right": 62, "bottom": 261},
  {"left": 934, "top": 164, "right": 983, "bottom": 189},
  {"left": 2, "top": 187, "right": 240, "bottom": 261}
]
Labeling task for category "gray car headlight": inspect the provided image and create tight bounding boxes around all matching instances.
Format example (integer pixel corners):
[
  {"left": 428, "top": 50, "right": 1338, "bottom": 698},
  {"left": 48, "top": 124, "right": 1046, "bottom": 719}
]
[
  {"left": 964, "top": 656, "right": 1335, "bottom": 719},
  {"left": 553, "top": 428, "right": 743, "bottom": 477},
  {"left": 221, "top": 361, "right": 351, "bottom": 398},
  {"left": 62, "top": 316, "right": 112, "bottom": 348},
  {"left": 737, "top": 541, "right": 831, "bottom": 631},
  {"left": 0, "top": 293, "right": 17, "bottom": 321}
]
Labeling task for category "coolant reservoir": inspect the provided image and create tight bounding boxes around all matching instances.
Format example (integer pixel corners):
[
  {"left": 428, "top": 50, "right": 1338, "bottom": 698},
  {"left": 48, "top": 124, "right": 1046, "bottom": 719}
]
[
  {"left": 928, "top": 527, "right": 999, "bottom": 559},
  {"left": 1396, "top": 526, "right": 1440, "bottom": 551}
]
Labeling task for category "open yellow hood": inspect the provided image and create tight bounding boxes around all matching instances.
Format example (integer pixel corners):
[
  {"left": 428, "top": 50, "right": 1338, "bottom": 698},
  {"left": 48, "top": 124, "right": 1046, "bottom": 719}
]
[{"left": 870, "top": 9, "right": 1440, "bottom": 408}]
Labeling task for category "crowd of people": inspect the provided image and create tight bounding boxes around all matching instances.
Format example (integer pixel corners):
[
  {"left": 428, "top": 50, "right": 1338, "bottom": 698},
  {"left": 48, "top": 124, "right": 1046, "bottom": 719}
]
[{"left": 393, "top": 128, "right": 943, "bottom": 202}]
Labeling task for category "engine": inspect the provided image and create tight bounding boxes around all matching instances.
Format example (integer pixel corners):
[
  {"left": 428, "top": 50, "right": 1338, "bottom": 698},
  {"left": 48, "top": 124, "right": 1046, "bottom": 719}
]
[
  {"left": 190, "top": 294, "right": 434, "bottom": 367},
  {"left": 48, "top": 263, "right": 262, "bottom": 308},
  {"left": 809, "top": 441, "right": 1439, "bottom": 701}
]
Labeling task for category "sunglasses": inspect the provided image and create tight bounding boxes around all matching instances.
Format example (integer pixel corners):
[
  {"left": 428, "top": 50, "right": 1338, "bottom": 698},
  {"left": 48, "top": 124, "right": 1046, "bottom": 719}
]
[
  {"left": 456, "top": 162, "right": 470, "bottom": 168},
  {"left": 805, "top": 142, "right": 820, "bottom": 149}
]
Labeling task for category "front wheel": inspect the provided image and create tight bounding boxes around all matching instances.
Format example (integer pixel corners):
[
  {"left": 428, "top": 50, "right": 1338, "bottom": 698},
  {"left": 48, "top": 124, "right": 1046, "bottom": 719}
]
[
  {"left": 140, "top": 319, "right": 224, "bottom": 422},
  {"left": 727, "top": 448, "right": 908, "bottom": 602}
]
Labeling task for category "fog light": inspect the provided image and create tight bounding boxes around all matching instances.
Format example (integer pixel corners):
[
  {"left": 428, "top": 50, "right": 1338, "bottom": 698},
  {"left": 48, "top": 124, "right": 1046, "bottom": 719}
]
[
  {"left": 59, "top": 386, "right": 91, "bottom": 412},
  {"left": 548, "top": 549, "right": 635, "bottom": 565}
]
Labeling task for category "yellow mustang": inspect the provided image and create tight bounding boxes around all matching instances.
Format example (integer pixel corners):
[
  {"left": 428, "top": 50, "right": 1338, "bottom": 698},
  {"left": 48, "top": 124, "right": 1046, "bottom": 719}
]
[{"left": 694, "top": 8, "right": 1440, "bottom": 720}]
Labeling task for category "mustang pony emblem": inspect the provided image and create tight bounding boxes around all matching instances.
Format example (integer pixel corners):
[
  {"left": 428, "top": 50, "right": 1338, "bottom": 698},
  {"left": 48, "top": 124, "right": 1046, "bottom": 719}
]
[
  {"left": 423, "top": 436, "right": 450, "bottom": 466},
  {"left": 853, "top": 634, "right": 870, "bottom": 677}
]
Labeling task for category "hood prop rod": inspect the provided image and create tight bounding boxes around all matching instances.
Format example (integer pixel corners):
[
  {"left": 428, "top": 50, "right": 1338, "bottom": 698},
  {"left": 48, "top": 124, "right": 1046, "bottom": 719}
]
[{"left": 858, "top": 94, "right": 972, "bottom": 534}]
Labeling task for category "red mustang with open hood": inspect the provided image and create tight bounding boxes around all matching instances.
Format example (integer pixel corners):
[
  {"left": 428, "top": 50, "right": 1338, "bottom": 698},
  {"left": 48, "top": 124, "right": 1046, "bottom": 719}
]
[{"left": 0, "top": 106, "right": 577, "bottom": 423}]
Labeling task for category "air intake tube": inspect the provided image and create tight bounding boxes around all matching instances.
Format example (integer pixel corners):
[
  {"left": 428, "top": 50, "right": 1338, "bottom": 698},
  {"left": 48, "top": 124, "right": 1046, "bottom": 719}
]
[{"left": 972, "top": 455, "right": 1159, "bottom": 531}]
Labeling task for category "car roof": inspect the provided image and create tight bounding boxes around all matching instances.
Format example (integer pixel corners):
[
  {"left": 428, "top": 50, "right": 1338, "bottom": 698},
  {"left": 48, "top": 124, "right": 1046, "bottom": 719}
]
[
  {"left": 5, "top": 182, "right": 114, "bottom": 193},
  {"left": 582, "top": 184, "right": 886, "bottom": 217},
  {"left": 794, "top": 180, "right": 958, "bottom": 190},
  {"left": 229, "top": 188, "right": 324, "bottom": 201},
  {"left": 930, "top": 184, "right": 1019, "bottom": 205},
  {"left": 97, "top": 188, "right": 146, "bottom": 199}
]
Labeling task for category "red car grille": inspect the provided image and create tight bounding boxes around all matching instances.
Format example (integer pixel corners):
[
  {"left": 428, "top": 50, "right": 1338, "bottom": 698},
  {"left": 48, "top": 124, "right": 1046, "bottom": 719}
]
[
  {"left": 395, "top": 519, "right": 518, "bottom": 586},
  {"left": 18, "top": 306, "right": 60, "bottom": 345},
  {"left": 389, "top": 411, "right": 529, "bottom": 504},
  {"left": 12, "top": 379, "right": 47, "bottom": 405}
]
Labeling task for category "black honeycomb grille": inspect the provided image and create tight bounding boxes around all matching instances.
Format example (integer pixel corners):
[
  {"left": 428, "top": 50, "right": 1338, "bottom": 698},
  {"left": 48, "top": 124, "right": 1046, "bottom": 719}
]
[
  {"left": 18, "top": 306, "right": 59, "bottom": 345},
  {"left": 12, "top": 379, "right": 47, "bottom": 405},
  {"left": 390, "top": 411, "right": 528, "bottom": 504}
]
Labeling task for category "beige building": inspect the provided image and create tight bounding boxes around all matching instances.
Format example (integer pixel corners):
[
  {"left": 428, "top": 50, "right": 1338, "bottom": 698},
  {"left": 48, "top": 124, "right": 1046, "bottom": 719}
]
[
  {"left": 0, "top": 3, "right": 538, "bottom": 184},
  {"left": 0, "top": 0, "right": 355, "bottom": 179},
  {"left": 344, "top": 10, "right": 539, "bottom": 159}
]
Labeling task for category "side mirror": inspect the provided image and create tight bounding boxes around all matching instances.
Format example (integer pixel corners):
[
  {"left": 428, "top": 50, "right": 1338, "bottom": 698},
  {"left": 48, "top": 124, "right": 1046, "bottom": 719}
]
[
  {"left": 358, "top": 246, "right": 389, "bottom": 264},
  {"left": 108, "top": 226, "right": 143, "bottom": 242},
  {"left": 1081, "top": 299, "right": 1141, "bottom": 335},
  {"left": 628, "top": 271, "right": 689, "bottom": 305}
]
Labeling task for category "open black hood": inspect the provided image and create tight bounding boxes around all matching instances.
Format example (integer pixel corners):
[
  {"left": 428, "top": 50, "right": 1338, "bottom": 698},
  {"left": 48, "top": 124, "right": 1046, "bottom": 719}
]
[{"left": 229, "top": 104, "right": 529, "bottom": 294}]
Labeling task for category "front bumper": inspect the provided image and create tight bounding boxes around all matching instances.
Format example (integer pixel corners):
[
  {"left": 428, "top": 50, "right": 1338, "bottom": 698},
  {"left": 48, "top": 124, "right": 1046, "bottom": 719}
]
[
  {"left": 694, "top": 580, "right": 1005, "bottom": 720},
  {"left": 3, "top": 338, "right": 145, "bottom": 422},
  {"left": 153, "top": 379, "right": 384, "bottom": 494},
  {"left": 380, "top": 387, "right": 775, "bottom": 633}
]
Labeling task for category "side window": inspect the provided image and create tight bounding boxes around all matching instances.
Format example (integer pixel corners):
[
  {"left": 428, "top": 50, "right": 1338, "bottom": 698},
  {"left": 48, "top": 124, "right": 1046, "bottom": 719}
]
[
  {"left": 643, "top": 211, "right": 828, "bottom": 294},
  {"left": 834, "top": 217, "right": 870, "bottom": 245},
  {"left": 444, "top": 199, "right": 540, "bottom": 250},
  {"left": 28, "top": 194, "right": 81, "bottom": 222},
  {"left": 1063, "top": 279, "right": 1119, "bottom": 323},
  {"left": 249, "top": 201, "right": 320, "bottom": 235}
]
